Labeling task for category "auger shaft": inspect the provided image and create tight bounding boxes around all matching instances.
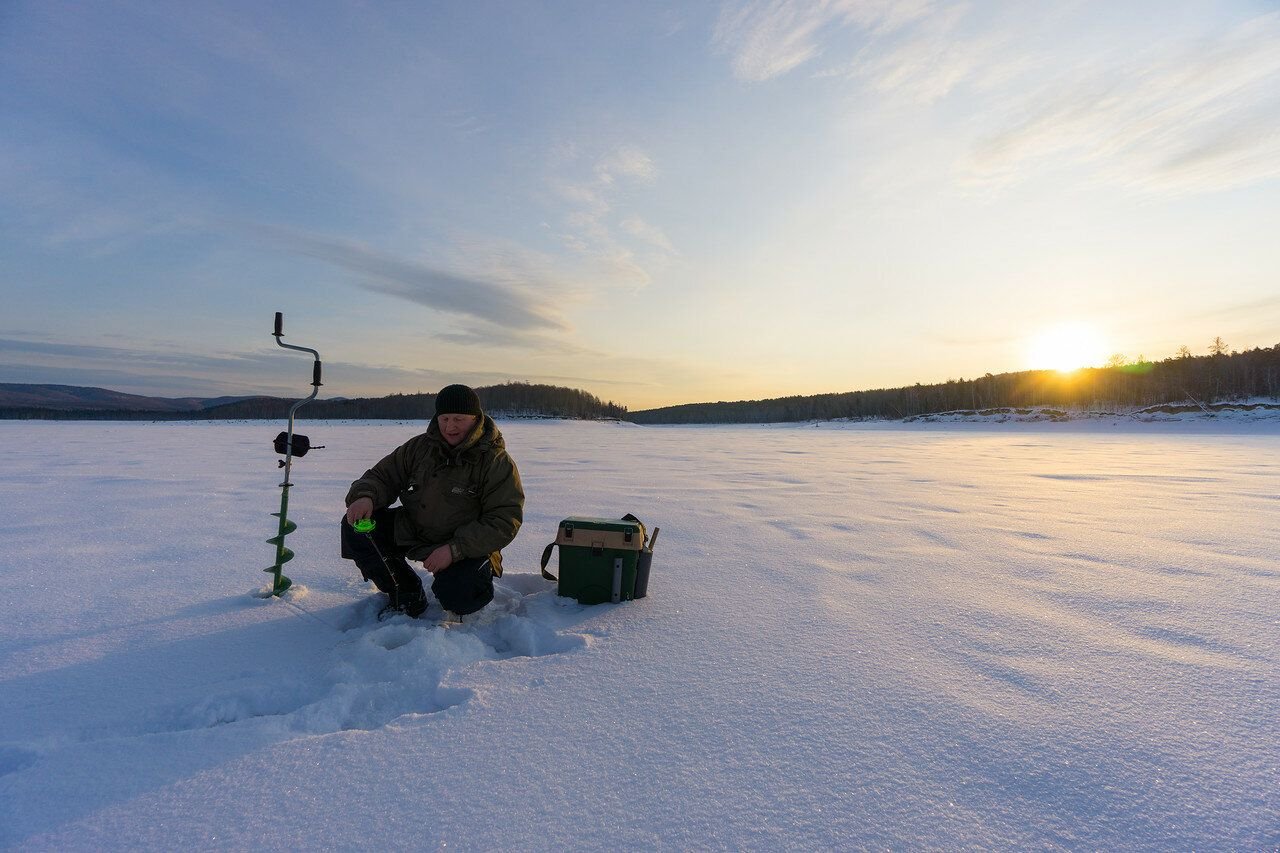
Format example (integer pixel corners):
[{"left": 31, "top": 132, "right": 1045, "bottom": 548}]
[{"left": 265, "top": 312, "right": 323, "bottom": 596}]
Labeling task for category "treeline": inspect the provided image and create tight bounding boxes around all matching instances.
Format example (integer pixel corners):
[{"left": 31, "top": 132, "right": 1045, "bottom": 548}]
[
  {"left": 628, "top": 343, "right": 1280, "bottom": 424},
  {"left": 0, "top": 382, "right": 628, "bottom": 421}
]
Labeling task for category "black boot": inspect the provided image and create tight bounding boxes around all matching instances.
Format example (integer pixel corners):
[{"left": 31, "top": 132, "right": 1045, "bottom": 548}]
[
  {"left": 377, "top": 588, "right": 427, "bottom": 620},
  {"left": 376, "top": 565, "right": 428, "bottom": 620},
  {"left": 399, "top": 589, "right": 428, "bottom": 619},
  {"left": 389, "top": 560, "right": 427, "bottom": 618}
]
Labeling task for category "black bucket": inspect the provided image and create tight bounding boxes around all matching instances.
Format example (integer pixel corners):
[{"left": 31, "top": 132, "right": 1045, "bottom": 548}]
[{"left": 633, "top": 549, "right": 653, "bottom": 598}]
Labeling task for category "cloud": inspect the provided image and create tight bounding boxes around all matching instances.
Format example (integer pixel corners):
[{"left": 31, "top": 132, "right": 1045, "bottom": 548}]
[
  {"left": 552, "top": 144, "right": 658, "bottom": 212},
  {"left": 0, "top": 337, "right": 303, "bottom": 397},
  {"left": 0, "top": 334, "right": 687, "bottom": 404},
  {"left": 621, "top": 217, "right": 677, "bottom": 254},
  {"left": 713, "top": 0, "right": 934, "bottom": 82},
  {"left": 548, "top": 144, "right": 674, "bottom": 289},
  {"left": 716, "top": 2, "right": 1280, "bottom": 196},
  {"left": 0, "top": 338, "right": 128, "bottom": 360},
  {"left": 1, "top": 125, "right": 206, "bottom": 256},
  {"left": 596, "top": 146, "right": 657, "bottom": 184},
  {"left": 0, "top": 335, "right": 505, "bottom": 398},
  {"left": 260, "top": 227, "right": 570, "bottom": 333},
  {"left": 431, "top": 321, "right": 597, "bottom": 357},
  {"left": 964, "top": 11, "right": 1280, "bottom": 194},
  {"left": 841, "top": 4, "right": 1010, "bottom": 104}
]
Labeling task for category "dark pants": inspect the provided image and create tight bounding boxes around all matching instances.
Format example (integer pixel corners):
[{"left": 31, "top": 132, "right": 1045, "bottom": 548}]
[{"left": 339, "top": 507, "right": 495, "bottom": 615}]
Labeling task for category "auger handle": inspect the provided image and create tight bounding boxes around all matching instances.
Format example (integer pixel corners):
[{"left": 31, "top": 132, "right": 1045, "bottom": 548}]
[{"left": 273, "top": 312, "right": 321, "bottom": 386}]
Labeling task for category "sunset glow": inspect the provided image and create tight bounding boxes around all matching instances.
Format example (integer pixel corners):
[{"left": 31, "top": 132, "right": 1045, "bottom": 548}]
[{"left": 1027, "top": 324, "right": 1109, "bottom": 373}]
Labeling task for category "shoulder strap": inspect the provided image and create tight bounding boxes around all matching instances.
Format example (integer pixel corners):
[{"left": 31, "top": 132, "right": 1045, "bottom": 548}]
[{"left": 539, "top": 541, "right": 558, "bottom": 581}]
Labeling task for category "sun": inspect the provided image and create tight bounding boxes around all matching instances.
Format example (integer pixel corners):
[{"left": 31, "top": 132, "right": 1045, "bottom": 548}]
[{"left": 1027, "top": 323, "right": 1108, "bottom": 373}]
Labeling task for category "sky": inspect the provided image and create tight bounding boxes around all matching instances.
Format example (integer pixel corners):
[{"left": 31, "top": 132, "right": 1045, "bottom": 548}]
[{"left": 2, "top": 1, "right": 1278, "bottom": 410}]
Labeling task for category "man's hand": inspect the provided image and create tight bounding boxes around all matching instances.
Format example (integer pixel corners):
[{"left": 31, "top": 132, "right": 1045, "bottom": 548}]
[
  {"left": 345, "top": 497, "right": 374, "bottom": 525},
  {"left": 421, "top": 545, "right": 454, "bottom": 575}
]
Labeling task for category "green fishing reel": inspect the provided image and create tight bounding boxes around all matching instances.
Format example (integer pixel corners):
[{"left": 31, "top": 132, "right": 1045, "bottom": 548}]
[{"left": 351, "top": 518, "right": 376, "bottom": 535}]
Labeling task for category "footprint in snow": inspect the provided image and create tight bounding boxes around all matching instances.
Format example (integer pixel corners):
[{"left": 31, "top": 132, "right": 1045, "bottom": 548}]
[{"left": 166, "top": 578, "right": 585, "bottom": 735}]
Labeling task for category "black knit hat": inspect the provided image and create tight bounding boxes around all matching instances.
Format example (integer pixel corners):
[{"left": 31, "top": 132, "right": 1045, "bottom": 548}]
[{"left": 435, "top": 384, "right": 483, "bottom": 417}]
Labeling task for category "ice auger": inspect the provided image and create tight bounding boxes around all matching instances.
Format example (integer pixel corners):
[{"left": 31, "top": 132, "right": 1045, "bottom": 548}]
[{"left": 265, "top": 312, "right": 324, "bottom": 596}]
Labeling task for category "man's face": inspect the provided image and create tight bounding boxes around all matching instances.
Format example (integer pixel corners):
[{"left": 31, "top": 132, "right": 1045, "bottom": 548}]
[{"left": 438, "top": 413, "right": 479, "bottom": 446}]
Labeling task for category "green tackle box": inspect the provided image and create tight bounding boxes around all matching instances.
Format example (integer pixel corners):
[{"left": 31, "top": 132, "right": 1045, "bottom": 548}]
[{"left": 540, "top": 516, "right": 645, "bottom": 605}]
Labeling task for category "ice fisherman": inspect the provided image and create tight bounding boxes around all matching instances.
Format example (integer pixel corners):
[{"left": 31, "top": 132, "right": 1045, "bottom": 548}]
[{"left": 341, "top": 384, "right": 524, "bottom": 619}]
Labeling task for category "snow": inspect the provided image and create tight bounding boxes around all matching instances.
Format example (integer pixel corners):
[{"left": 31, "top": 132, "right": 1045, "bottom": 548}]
[
  {"left": 898, "top": 403, "right": 1280, "bottom": 429},
  {"left": 1, "top": 418, "right": 1277, "bottom": 850}
]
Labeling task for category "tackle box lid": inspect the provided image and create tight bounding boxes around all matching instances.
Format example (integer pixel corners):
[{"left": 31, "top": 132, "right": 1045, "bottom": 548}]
[
  {"left": 559, "top": 516, "right": 642, "bottom": 530},
  {"left": 557, "top": 516, "right": 644, "bottom": 549}
]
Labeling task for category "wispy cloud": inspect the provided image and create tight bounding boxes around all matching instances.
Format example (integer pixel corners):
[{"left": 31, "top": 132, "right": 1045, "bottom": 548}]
[
  {"left": 260, "top": 226, "right": 570, "bottom": 333},
  {"left": 1, "top": 128, "right": 205, "bottom": 256},
  {"left": 0, "top": 335, "right": 533, "bottom": 398},
  {"left": 0, "top": 334, "right": 700, "bottom": 403},
  {"left": 596, "top": 146, "right": 657, "bottom": 184},
  {"left": 0, "top": 338, "right": 141, "bottom": 362},
  {"left": 621, "top": 217, "right": 676, "bottom": 254},
  {"left": 840, "top": 4, "right": 1011, "bottom": 104},
  {"left": 713, "top": 0, "right": 934, "bottom": 82},
  {"left": 431, "top": 320, "right": 596, "bottom": 357},
  {"left": 548, "top": 143, "right": 675, "bottom": 290},
  {"left": 0, "top": 337, "right": 300, "bottom": 397},
  {"left": 716, "top": 2, "right": 1280, "bottom": 196},
  {"left": 966, "top": 12, "right": 1280, "bottom": 194}
]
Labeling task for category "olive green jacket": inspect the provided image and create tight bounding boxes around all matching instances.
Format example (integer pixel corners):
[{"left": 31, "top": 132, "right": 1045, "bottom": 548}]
[{"left": 344, "top": 416, "right": 524, "bottom": 574}]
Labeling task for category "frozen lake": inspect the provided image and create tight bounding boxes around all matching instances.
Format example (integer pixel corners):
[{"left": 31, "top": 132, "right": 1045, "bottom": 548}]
[{"left": 1, "top": 419, "right": 1276, "bottom": 850}]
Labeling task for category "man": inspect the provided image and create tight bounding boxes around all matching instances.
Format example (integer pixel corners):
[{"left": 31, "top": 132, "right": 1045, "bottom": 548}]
[{"left": 341, "top": 384, "right": 524, "bottom": 619}]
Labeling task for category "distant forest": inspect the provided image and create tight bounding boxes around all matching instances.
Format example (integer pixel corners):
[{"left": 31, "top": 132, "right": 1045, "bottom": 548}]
[
  {"left": 0, "top": 382, "right": 628, "bottom": 422},
  {"left": 629, "top": 342, "right": 1280, "bottom": 424},
  {"left": 9, "top": 342, "right": 1279, "bottom": 425}
]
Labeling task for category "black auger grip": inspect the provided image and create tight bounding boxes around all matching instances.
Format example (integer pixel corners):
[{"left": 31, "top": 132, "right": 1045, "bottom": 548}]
[
  {"left": 274, "top": 312, "right": 283, "bottom": 337},
  {"left": 313, "top": 360, "right": 323, "bottom": 387}
]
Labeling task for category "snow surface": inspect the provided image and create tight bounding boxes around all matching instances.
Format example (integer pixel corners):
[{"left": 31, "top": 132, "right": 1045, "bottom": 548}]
[{"left": 1, "top": 419, "right": 1277, "bottom": 850}]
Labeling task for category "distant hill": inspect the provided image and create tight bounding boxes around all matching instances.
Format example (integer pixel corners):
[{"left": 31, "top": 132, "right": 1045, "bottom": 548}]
[
  {"left": 197, "top": 383, "right": 627, "bottom": 421},
  {"left": 0, "top": 384, "right": 257, "bottom": 413},
  {"left": 0, "top": 382, "right": 627, "bottom": 421}
]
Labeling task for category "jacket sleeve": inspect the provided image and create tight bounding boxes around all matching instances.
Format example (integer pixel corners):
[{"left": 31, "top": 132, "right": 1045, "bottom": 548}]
[
  {"left": 449, "top": 450, "right": 524, "bottom": 558},
  {"left": 344, "top": 440, "right": 415, "bottom": 509}
]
